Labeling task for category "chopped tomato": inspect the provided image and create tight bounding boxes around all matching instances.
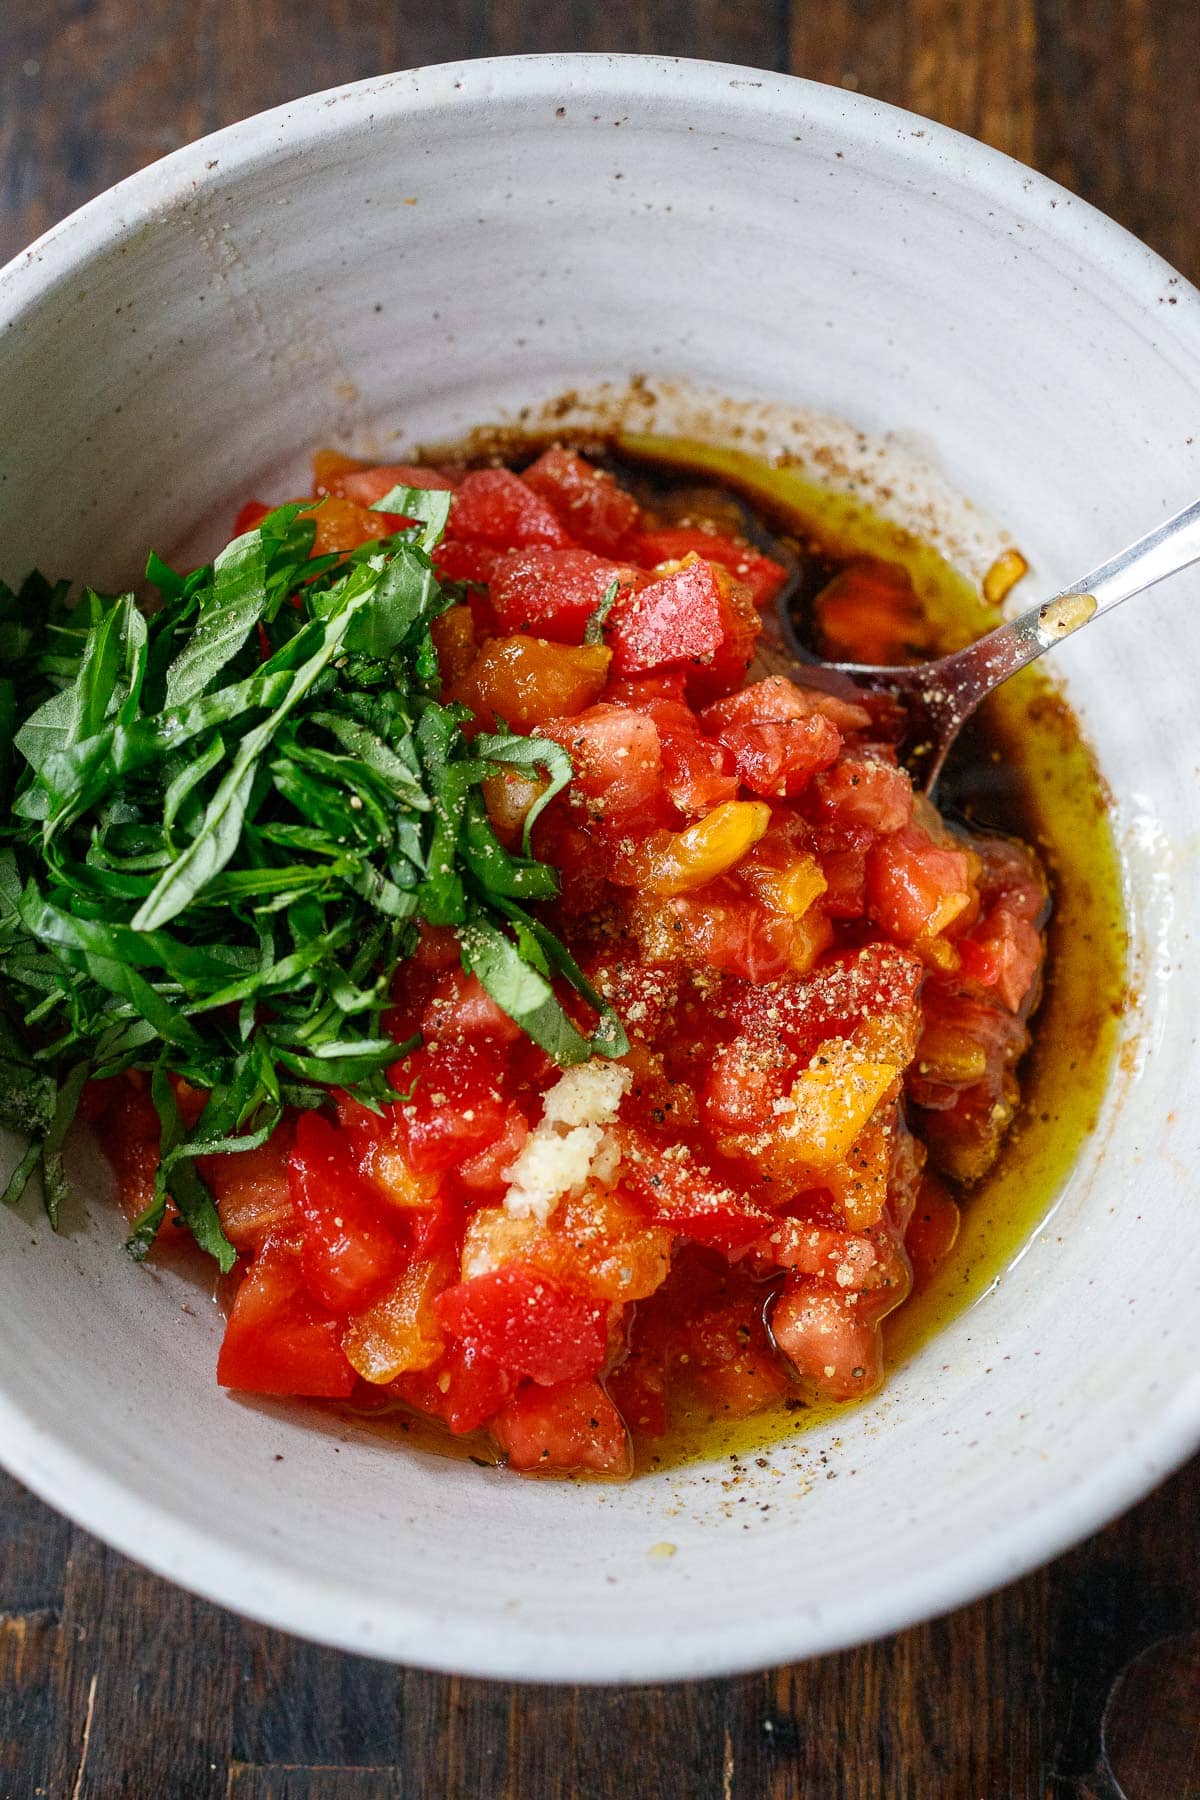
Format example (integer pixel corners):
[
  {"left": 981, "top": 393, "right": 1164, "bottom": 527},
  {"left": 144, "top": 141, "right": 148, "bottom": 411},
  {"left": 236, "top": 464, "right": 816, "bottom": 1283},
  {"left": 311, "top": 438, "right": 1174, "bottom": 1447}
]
[
  {"left": 539, "top": 703, "right": 663, "bottom": 822},
  {"left": 493, "top": 1377, "right": 631, "bottom": 1475},
  {"left": 769, "top": 1275, "right": 884, "bottom": 1402},
  {"left": 290, "top": 1112, "right": 404, "bottom": 1314},
  {"left": 904, "top": 1174, "right": 961, "bottom": 1288},
  {"left": 201, "top": 1127, "right": 296, "bottom": 1253},
  {"left": 521, "top": 447, "right": 642, "bottom": 556},
  {"left": 217, "top": 1235, "right": 357, "bottom": 1398},
  {"left": 391, "top": 1339, "right": 516, "bottom": 1434},
  {"left": 432, "top": 540, "right": 504, "bottom": 586},
  {"left": 317, "top": 461, "right": 455, "bottom": 506},
  {"left": 490, "top": 547, "right": 634, "bottom": 644},
  {"left": 434, "top": 1263, "right": 610, "bottom": 1386},
  {"left": 617, "top": 1126, "right": 773, "bottom": 1255},
  {"left": 866, "top": 824, "right": 974, "bottom": 943},
  {"left": 637, "top": 526, "right": 788, "bottom": 607},
  {"left": 457, "top": 634, "right": 611, "bottom": 731},
  {"left": 448, "top": 468, "right": 572, "bottom": 550},
  {"left": 812, "top": 751, "right": 914, "bottom": 834},
  {"left": 387, "top": 1040, "right": 525, "bottom": 1175},
  {"left": 608, "top": 557, "right": 760, "bottom": 696},
  {"left": 234, "top": 499, "right": 271, "bottom": 535}
]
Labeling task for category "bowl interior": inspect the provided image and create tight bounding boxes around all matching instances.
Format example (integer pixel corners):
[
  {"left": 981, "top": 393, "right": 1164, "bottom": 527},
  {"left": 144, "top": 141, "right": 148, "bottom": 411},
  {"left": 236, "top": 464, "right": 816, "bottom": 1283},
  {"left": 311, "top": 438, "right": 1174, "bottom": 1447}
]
[{"left": 2, "top": 57, "right": 1199, "bottom": 1681}]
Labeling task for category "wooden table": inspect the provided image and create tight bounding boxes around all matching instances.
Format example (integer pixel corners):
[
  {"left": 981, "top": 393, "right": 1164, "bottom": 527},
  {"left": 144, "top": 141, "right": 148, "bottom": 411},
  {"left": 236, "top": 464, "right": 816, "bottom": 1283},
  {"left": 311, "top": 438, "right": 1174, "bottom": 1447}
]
[{"left": 2, "top": 5, "right": 1199, "bottom": 1795}]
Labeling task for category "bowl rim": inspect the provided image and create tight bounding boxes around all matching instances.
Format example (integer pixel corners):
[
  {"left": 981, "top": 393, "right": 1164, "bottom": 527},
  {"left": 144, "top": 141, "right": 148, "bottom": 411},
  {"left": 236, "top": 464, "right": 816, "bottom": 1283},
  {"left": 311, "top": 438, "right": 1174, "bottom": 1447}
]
[{"left": 3, "top": 51, "right": 1200, "bottom": 1684}]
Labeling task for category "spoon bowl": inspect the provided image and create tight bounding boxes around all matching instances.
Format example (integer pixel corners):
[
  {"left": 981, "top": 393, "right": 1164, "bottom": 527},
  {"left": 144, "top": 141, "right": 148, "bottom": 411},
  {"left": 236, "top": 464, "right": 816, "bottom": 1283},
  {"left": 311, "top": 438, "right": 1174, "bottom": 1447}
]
[{"left": 772, "top": 494, "right": 1200, "bottom": 790}]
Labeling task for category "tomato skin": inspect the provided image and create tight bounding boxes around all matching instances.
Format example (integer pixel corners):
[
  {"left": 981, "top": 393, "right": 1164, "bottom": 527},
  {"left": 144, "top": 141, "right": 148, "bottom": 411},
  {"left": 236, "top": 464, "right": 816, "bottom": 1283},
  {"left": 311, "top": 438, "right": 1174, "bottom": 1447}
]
[
  {"left": 290, "top": 1112, "right": 404, "bottom": 1314},
  {"left": 217, "top": 1235, "right": 357, "bottom": 1398},
  {"left": 448, "top": 469, "right": 572, "bottom": 550},
  {"left": 539, "top": 703, "right": 663, "bottom": 822},
  {"left": 494, "top": 1378, "right": 631, "bottom": 1475},
  {"left": 391, "top": 1339, "right": 516, "bottom": 1434},
  {"left": 636, "top": 527, "right": 788, "bottom": 607},
  {"left": 434, "top": 1263, "right": 611, "bottom": 1386},
  {"left": 521, "top": 447, "right": 642, "bottom": 556},
  {"left": 490, "top": 547, "right": 634, "bottom": 644}
]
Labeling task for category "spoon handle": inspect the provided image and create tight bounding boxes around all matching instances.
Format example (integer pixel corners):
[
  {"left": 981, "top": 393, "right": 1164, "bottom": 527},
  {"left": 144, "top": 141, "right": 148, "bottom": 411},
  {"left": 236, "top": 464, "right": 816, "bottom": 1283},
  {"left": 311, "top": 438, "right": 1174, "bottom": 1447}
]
[{"left": 937, "top": 493, "right": 1200, "bottom": 708}]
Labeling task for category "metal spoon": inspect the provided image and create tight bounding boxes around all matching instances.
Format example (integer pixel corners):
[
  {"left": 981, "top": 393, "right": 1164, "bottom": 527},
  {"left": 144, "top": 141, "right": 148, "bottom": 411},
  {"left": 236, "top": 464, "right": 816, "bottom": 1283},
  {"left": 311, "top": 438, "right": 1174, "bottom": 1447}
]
[{"left": 772, "top": 494, "right": 1200, "bottom": 792}]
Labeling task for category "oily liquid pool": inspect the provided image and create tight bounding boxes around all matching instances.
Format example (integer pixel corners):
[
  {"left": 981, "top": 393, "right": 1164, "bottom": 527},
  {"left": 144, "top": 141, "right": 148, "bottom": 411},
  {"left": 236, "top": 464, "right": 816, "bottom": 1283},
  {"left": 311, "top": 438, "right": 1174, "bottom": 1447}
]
[{"left": 609, "top": 436, "right": 1128, "bottom": 1472}]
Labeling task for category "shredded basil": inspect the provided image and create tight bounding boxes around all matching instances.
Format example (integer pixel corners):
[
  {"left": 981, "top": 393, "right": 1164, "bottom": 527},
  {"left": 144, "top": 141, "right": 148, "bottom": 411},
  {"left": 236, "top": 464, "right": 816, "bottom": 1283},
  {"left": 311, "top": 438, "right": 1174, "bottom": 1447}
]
[{"left": 0, "top": 497, "right": 627, "bottom": 1260}]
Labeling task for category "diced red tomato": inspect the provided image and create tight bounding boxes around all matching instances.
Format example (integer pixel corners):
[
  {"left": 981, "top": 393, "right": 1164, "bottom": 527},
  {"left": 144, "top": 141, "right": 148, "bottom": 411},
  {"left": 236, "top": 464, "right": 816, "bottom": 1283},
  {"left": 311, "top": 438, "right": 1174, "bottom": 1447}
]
[
  {"left": 866, "top": 824, "right": 973, "bottom": 943},
  {"left": 608, "top": 557, "right": 760, "bottom": 696},
  {"left": 718, "top": 715, "right": 842, "bottom": 797},
  {"left": 217, "top": 1235, "right": 357, "bottom": 1397},
  {"left": 319, "top": 462, "right": 456, "bottom": 506},
  {"left": 701, "top": 673, "right": 870, "bottom": 736},
  {"left": 234, "top": 499, "right": 271, "bottom": 535},
  {"left": 489, "top": 547, "right": 634, "bottom": 644},
  {"left": 201, "top": 1127, "right": 296, "bottom": 1253},
  {"left": 421, "top": 968, "right": 524, "bottom": 1045},
  {"left": 904, "top": 1174, "right": 961, "bottom": 1288},
  {"left": 521, "top": 447, "right": 642, "bottom": 556},
  {"left": 617, "top": 1127, "right": 773, "bottom": 1254},
  {"left": 957, "top": 903, "right": 1043, "bottom": 1012},
  {"left": 391, "top": 1339, "right": 516, "bottom": 1434},
  {"left": 635, "top": 697, "right": 739, "bottom": 813},
  {"left": 605, "top": 1355, "right": 668, "bottom": 1439},
  {"left": 448, "top": 469, "right": 572, "bottom": 550},
  {"left": 432, "top": 540, "right": 504, "bottom": 586},
  {"left": 434, "top": 1263, "right": 610, "bottom": 1386},
  {"left": 633, "top": 886, "right": 802, "bottom": 983},
  {"left": 539, "top": 703, "right": 663, "bottom": 822},
  {"left": 387, "top": 1040, "right": 525, "bottom": 1175},
  {"left": 812, "top": 752, "right": 914, "bottom": 834},
  {"left": 636, "top": 526, "right": 788, "bottom": 607},
  {"left": 289, "top": 1112, "right": 404, "bottom": 1314},
  {"left": 493, "top": 1377, "right": 631, "bottom": 1475},
  {"left": 769, "top": 1275, "right": 884, "bottom": 1402}
]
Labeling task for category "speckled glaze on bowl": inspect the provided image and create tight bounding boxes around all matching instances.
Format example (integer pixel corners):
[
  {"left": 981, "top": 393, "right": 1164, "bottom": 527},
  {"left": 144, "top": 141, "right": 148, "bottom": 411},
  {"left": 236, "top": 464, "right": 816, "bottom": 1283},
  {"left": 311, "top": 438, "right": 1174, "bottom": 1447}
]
[{"left": 1, "top": 56, "right": 1198, "bottom": 1683}]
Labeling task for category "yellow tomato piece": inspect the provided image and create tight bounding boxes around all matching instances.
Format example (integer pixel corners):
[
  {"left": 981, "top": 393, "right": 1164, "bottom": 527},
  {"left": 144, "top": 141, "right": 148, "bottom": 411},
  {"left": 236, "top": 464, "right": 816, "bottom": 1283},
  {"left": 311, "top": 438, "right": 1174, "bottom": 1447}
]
[
  {"left": 342, "top": 1252, "right": 453, "bottom": 1383},
  {"left": 360, "top": 1143, "right": 440, "bottom": 1213},
  {"left": 630, "top": 800, "right": 771, "bottom": 896},
  {"left": 778, "top": 1039, "right": 899, "bottom": 1169},
  {"left": 743, "top": 851, "right": 828, "bottom": 918},
  {"left": 982, "top": 546, "right": 1029, "bottom": 605},
  {"left": 457, "top": 635, "right": 611, "bottom": 731},
  {"left": 824, "top": 1119, "right": 892, "bottom": 1229}
]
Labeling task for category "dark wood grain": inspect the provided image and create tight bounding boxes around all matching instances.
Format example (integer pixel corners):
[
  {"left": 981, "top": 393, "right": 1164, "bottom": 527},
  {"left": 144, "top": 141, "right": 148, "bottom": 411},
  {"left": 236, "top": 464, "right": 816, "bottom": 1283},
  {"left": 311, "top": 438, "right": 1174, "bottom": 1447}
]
[{"left": 2, "top": 5, "right": 1199, "bottom": 1797}]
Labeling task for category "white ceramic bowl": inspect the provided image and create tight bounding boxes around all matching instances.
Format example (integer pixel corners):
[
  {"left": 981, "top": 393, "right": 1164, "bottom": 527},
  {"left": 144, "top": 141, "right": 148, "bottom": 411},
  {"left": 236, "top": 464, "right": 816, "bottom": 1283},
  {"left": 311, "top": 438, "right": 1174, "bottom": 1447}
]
[{"left": 2, "top": 55, "right": 1199, "bottom": 1684}]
